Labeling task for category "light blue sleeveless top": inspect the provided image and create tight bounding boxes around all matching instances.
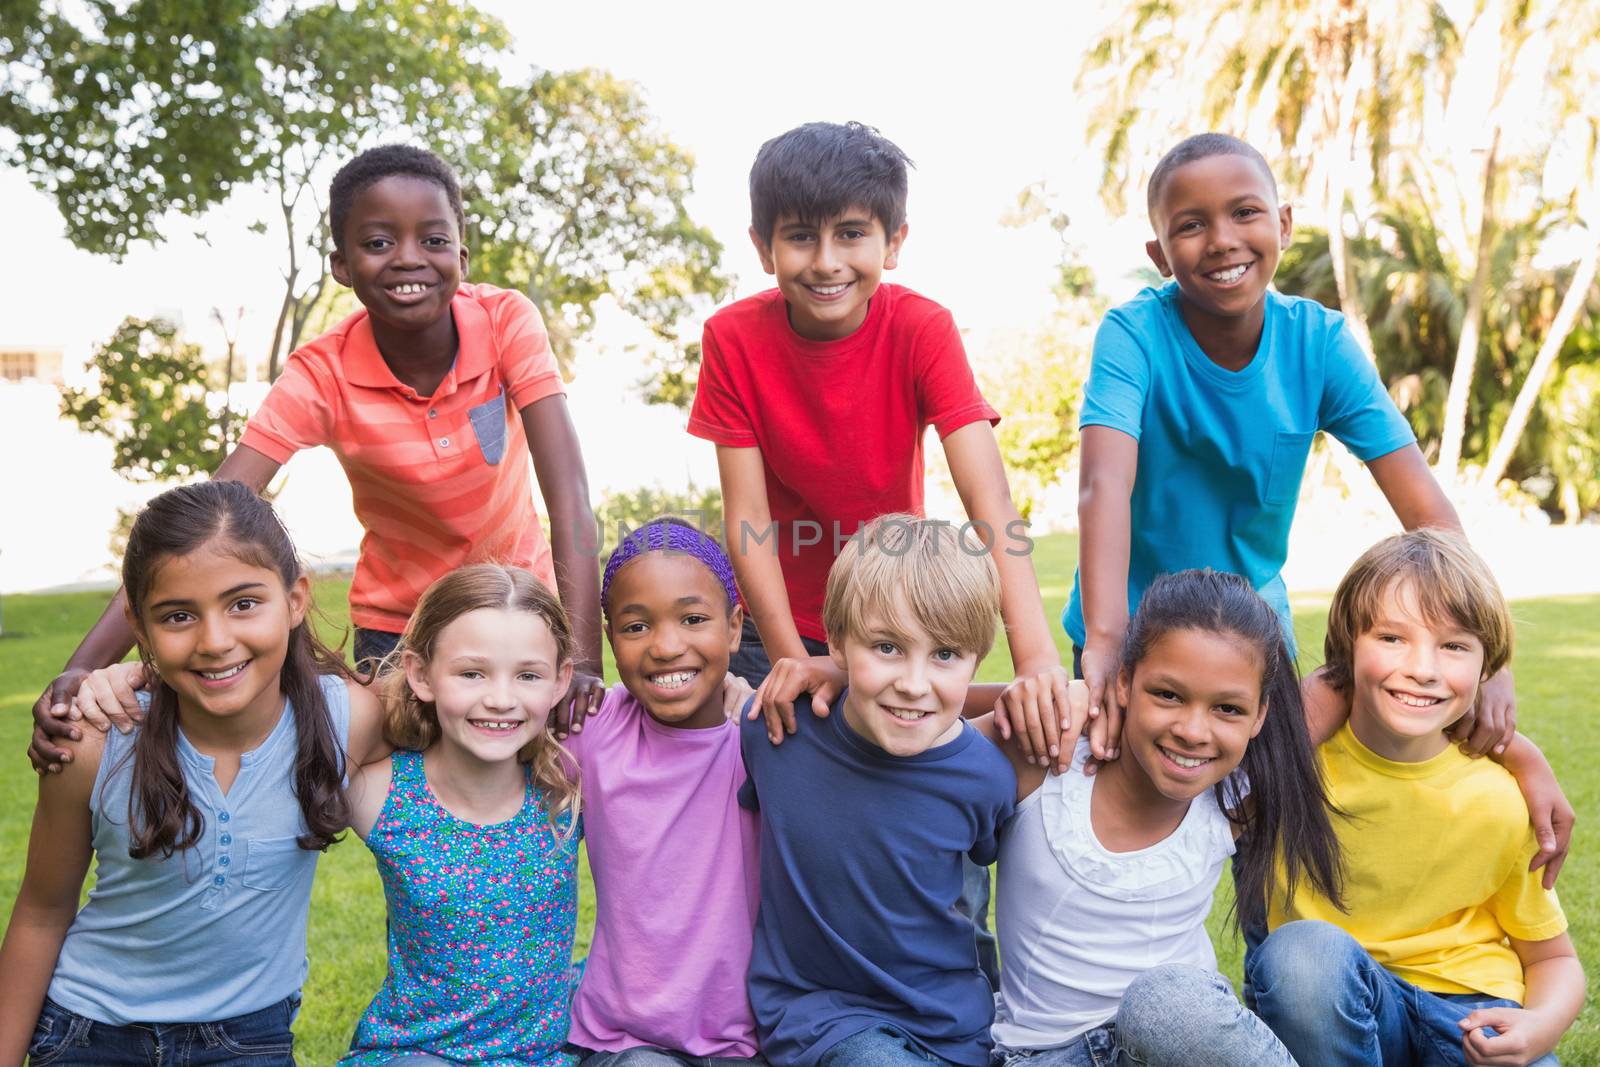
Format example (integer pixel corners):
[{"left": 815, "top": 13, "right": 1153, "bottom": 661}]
[{"left": 47, "top": 673, "right": 352, "bottom": 1024}]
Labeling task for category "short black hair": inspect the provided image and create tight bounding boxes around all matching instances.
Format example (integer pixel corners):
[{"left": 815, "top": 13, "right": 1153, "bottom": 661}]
[
  {"left": 328, "top": 144, "right": 466, "bottom": 254},
  {"left": 749, "top": 122, "right": 913, "bottom": 244},
  {"left": 1146, "top": 133, "right": 1277, "bottom": 219}
]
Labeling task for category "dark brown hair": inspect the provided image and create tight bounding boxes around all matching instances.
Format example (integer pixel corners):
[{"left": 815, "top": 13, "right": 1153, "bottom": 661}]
[
  {"left": 119, "top": 480, "right": 351, "bottom": 859},
  {"left": 1120, "top": 569, "right": 1344, "bottom": 931}
]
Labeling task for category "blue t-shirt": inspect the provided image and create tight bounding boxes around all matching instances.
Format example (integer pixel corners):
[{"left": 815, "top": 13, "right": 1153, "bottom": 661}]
[
  {"left": 1064, "top": 282, "right": 1415, "bottom": 648},
  {"left": 738, "top": 694, "right": 1015, "bottom": 1067}
]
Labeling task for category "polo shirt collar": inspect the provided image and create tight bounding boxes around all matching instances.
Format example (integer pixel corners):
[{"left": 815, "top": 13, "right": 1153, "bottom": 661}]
[{"left": 339, "top": 288, "right": 495, "bottom": 395}]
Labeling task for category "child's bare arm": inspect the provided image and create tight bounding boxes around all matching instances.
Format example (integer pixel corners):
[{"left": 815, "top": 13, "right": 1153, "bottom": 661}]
[
  {"left": 1077, "top": 426, "right": 1139, "bottom": 763},
  {"left": 522, "top": 396, "right": 605, "bottom": 731},
  {"left": 718, "top": 445, "right": 847, "bottom": 738},
  {"left": 943, "top": 422, "right": 1075, "bottom": 770},
  {"left": 345, "top": 679, "right": 394, "bottom": 769},
  {"left": 29, "top": 446, "right": 281, "bottom": 773},
  {"left": 1498, "top": 736, "right": 1575, "bottom": 889},
  {"left": 941, "top": 422, "right": 1059, "bottom": 675},
  {"left": 1458, "top": 932, "right": 1582, "bottom": 1066},
  {"left": 0, "top": 738, "right": 98, "bottom": 1065}
]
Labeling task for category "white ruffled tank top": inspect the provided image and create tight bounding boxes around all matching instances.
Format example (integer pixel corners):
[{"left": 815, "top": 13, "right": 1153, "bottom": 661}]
[{"left": 992, "top": 739, "right": 1240, "bottom": 1048}]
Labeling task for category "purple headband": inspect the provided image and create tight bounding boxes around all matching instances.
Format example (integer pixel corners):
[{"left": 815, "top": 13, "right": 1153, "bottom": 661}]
[{"left": 601, "top": 519, "right": 741, "bottom": 620}]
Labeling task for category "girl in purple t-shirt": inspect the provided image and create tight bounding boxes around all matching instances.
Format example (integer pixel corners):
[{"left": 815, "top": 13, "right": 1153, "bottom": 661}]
[{"left": 560, "top": 519, "right": 763, "bottom": 1067}]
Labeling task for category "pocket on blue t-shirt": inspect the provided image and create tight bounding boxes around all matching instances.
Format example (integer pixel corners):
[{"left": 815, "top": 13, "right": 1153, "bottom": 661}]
[
  {"left": 1264, "top": 431, "right": 1315, "bottom": 506},
  {"left": 468, "top": 387, "right": 508, "bottom": 466}
]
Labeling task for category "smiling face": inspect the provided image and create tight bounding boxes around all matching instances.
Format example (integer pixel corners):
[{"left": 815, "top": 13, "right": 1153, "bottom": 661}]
[
  {"left": 131, "top": 539, "right": 308, "bottom": 731},
  {"left": 1114, "top": 627, "right": 1267, "bottom": 802},
  {"left": 1348, "top": 580, "right": 1485, "bottom": 763},
  {"left": 1145, "top": 153, "right": 1292, "bottom": 360},
  {"left": 606, "top": 552, "right": 742, "bottom": 730},
  {"left": 830, "top": 603, "right": 977, "bottom": 757},
  {"left": 404, "top": 607, "right": 572, "bottom": 764},
  {"left": 330, "top": 175, "right": 468, "bottom": 333},
  {"left": 751, "top": 206, "right": 908, "bottom": 342}
]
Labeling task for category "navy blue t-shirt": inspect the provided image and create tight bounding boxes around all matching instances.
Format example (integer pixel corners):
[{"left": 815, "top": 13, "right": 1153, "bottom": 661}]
[{"left": 738, "top": 692, "right": 1016, "bottom": 1067}]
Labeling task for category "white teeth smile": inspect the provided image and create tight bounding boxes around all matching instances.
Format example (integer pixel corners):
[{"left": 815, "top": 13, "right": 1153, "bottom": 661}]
[
  {"left": 1160, "top": 746, "right": 1213, "bottom": 769},
  {"left": 198, "top": 663, "right": 248, "bottom": 680},
  {"left": 390, "top": 283, "right": 429, "bottom": 295},
  {"left": 1389, "top": 691, "right": 1442, "bottom": 708},
  {"left": 807, "top": 283, "right": 849, "bottom": 295},
  {"left": 468, "top": 719, "right": 521, "bottom": 731},
  {"left": 885, "top": 707, "right": 931, "bottom": 722},
  {"left": 1206, "top": 264, "right": 1248, "bottom": 283},
  {"left": 651, "top": 670, "right": 698, "bottom": 690}
]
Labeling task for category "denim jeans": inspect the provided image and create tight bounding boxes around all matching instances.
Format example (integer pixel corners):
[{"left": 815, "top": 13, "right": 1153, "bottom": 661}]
[
  {"left": 726, "top": 617, "right": 829, "bottom": 688},
  {"left": 27, "top": 995, "right": 298, "bottom": 1065},
  {"left": 1248, "top": 920, "right": 1559, "bottom": 1066},
  {"left": 572, "top": 1044, "right": 768, "bottom": 1067},
  {"left": 993, "top": 964, "right": 1294, "bottom": 1067},
  {"left": 353, "top": 627, "right": 403, "bottom": 674},
  {"left": 820, "top": 1026, "right": 957, "bottom": 1067}
]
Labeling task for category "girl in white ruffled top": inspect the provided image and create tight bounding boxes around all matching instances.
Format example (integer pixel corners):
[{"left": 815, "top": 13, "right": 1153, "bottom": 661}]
[{"left": 975, "top": 569, "right": 1344, "bottom": 1067}]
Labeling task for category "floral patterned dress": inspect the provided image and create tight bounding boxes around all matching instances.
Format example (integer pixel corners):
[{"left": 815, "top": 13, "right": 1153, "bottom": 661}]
[{"left": 342, "top": 749, "right": 579, "bottom": 1066}]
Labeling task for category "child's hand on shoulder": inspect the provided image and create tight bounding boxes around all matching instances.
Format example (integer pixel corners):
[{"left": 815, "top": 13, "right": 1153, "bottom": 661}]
[
  {"left": 72, "top": 661, "right": 149, "bottom": 735},
  {"left": 721, "top": 672, "right": 754, "bottom": 721},
  {"left": 1448, "top": 665, "right": 1517, "bottom": 756},
  {"left": 992, "top": 665, "right": 1079, "bottom": 773},
  {"left": 551, "top": 668, "right": 605, "bottom": 739},
  {"left": 749, "top": 655, "right": 845, "bottom": 745},
  {"left": 1078, "top": 639, "right": 1124, "bottom": 763}
]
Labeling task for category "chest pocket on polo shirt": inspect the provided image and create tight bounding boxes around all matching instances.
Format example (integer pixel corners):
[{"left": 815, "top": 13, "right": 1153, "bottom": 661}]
[
  {"left": 467, "top": 387, "right": 508, "bottom": 466},
  {"left": 241, "top": 836, "right": 309, "bottom": 890},
  {"left": 1264, "top": 430, "right": 1315, "bottom": 506}
]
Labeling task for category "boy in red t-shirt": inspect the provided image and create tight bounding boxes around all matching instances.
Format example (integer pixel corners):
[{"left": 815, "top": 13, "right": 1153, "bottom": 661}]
[{"left": 692, "top": 122, "right": 1067, "bottom": 720}]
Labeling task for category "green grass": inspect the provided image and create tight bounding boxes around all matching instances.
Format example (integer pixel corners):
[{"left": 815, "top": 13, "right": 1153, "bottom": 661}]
[{"left": 1, "top": 534, "right": 1595, "bottom": 1062}]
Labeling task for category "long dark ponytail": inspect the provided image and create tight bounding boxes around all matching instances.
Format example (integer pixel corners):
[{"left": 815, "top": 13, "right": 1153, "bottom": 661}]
[
  {"left": 1120, "top": 569, "right": 1344, "bottom": 931},
  {"left": 119, "top": 480, "right": 350, "bottom": 859}
]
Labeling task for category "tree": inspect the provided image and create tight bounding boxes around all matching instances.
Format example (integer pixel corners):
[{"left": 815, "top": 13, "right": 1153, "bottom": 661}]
[
  {"left": 445, "top": 68, "right": 732, "bottom": 380},
  {"left": 2, "top": 1, "right": 730, "bottom": 394},
  {"left": 60, "top": 317, "right": 227, "bottom": 480}
]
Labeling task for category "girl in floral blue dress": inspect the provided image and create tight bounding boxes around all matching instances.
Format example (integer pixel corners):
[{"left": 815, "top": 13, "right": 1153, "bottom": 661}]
[{"left": 341, "top": 564, "right": 582, "bottom": 1067}]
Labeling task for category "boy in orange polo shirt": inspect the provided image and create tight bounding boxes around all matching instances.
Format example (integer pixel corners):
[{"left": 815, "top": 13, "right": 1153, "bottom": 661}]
[{"left": 30, "top": 146, "right": 603, "bottom": 768}]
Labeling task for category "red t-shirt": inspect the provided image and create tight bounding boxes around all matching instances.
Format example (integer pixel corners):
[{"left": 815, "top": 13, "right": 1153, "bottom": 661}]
[{"left": 688, "top": 284, "right": 998, "bottom": 642}]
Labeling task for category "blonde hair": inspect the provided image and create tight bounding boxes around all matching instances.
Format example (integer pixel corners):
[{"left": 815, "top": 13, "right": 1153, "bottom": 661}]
[
  {"left": 1322, "top": 528, "right": 1513, "bottom": 690},
  {"left": 822, "top": 514, "right": 1001, "bottom": 658},
  {"left": 380, "top": 564, "right": 579, "bottom": 833}
]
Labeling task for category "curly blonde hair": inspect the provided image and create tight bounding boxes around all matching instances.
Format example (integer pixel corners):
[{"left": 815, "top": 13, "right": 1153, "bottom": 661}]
[{"left": 379, "top": 564, "right": 580, "bottom": 834}]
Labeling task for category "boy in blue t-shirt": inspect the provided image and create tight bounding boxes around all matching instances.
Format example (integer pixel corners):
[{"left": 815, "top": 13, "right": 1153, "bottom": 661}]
[
  {"left": 1067, "top": 131, "right": 1515, "bottom": 764},
  {"left": 739, "top": 516, "right": 1015, "bottom": 1067}
]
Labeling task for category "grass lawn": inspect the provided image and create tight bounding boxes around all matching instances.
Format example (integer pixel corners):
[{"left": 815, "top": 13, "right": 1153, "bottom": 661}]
[{"left": 1, "top": 532, "right": 1594, "bottom": 1062}]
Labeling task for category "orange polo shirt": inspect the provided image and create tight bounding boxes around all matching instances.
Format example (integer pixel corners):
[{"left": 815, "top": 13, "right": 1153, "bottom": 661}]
[{"left": 241, "top": 283, "right": 564, "bottom": 633}]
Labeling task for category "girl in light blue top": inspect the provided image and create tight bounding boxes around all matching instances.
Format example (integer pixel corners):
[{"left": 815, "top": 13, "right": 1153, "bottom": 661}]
[{"left": 0, "top": 481, "right": 387, "bottom": 1066}]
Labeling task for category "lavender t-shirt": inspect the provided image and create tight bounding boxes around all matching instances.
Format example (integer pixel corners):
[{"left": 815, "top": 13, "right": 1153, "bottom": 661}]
[{"left": 565, "top": 687, "right": 762, "bottom": 1056}]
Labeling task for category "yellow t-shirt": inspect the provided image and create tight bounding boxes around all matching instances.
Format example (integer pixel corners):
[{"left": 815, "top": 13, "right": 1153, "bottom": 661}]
[{"left": 1270, "top": 723, "right": 1566, "bottom": 1002}]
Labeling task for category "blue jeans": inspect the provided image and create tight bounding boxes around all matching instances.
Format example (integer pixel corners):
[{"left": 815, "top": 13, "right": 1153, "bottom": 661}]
[
  {"left": 353, "top": 627, "right": 403, "bottom": 673},
  {"left": 27, "top": 995, "right": 298, "bottom": 1065},
  {"left": 820, "top": 1026, "right": 957, "bottom": 1067},
  {"left": 993, "top": 964, "right": 1294, "bottom": 1067},
  {"left": 1248, "top": 920, "right": 1559, "bottom": 1066},
  {"left": 573, "top": 1045, "right": 768, "bottom": 1067}
]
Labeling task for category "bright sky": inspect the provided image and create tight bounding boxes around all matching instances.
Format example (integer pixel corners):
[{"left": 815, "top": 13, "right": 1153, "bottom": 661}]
[{"left": 0, "top": 0, "right": 1167, "bottom": 591}]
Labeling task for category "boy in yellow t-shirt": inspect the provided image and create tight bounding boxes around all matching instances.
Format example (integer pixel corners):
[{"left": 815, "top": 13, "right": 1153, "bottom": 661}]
[{"left": 1249, "top": 529, "right": 1582, "bottom": 1067}]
